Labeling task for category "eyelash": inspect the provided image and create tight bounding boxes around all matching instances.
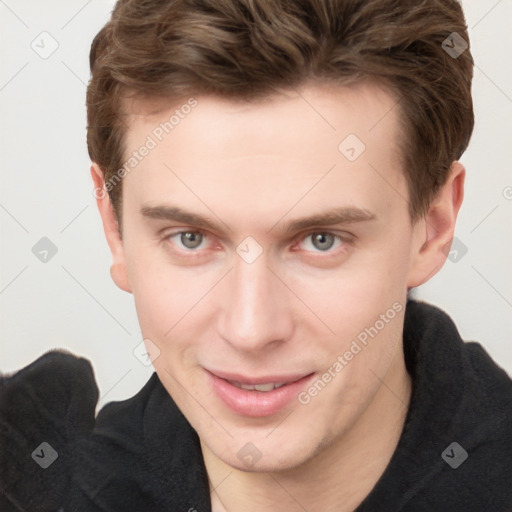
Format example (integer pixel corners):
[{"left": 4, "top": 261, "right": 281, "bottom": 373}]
[{"left": 162, "top": 229, "right": 352, "bottom": 257}]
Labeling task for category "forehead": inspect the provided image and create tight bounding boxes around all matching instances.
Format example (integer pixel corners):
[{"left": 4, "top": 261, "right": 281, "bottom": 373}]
[
  {"left": 124, "top": 80, "right": 401, "bottom": 153},
  {"left": 120, "top": 81, "right": 407, "bottom": 227}
]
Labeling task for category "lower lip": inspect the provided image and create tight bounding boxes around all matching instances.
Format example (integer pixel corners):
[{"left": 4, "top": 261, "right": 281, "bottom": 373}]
[{"left": 208, "top": 372, "right": 314, "bottom": 417}]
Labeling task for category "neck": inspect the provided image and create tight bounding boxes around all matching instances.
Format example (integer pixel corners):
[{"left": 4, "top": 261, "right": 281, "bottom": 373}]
[{"left": 203, "top": 353, "right": 412, "bottom": 512}]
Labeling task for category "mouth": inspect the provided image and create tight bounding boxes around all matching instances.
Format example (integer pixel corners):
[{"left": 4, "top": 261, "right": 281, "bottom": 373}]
[
  {"left": 226, "top": 376, "right": 302, "bottom": 391},
  {"left": 206, "top": 370, "right": 315, "bottom": 417}
]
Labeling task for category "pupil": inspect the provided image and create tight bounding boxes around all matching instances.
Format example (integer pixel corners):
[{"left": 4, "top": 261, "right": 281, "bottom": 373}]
[
  {"left": 313, "top": 232, "right": 334, "bottom": 251},
  {"left": 181, "top": 232, "right": 202, "bottom": 249}
]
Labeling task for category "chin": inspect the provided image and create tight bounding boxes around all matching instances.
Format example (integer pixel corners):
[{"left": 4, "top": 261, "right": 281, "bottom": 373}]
[
  {"left": 227, "top": 452, "right": 311, "bottom": 474},
  {"left": 211, "top": 432, "right": 321, "bottom": 474}
]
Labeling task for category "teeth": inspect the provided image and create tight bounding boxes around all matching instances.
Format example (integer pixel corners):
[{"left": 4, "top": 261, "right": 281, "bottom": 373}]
[
  {"left": 229, "top": 380, "right": 287, "bottom": 392},
  {"left": 254, "top": 383, "right": 275, "bottom": 392}
]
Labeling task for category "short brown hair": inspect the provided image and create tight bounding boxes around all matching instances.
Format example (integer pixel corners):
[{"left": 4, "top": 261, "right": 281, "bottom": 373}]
[{"left": 86, "top": 0, "right": 474, "bottom": 223}]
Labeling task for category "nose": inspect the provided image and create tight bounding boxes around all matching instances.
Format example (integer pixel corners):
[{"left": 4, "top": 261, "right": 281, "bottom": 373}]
[{"left": 217, "top": 253, "right": 294, "bottom": 353}]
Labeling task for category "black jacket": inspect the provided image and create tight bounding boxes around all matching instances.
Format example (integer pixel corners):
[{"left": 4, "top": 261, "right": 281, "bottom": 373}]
[{"left": 1, "top": 300, "right": 511, "bottom": 511}]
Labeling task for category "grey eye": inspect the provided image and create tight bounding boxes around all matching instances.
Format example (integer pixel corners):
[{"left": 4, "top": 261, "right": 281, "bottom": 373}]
[
  {"left": 180, "top": 231, "right": 203, "bottom": 249},
  {"left": 310, "top": 232, "right": 336, "bottom": 251}
]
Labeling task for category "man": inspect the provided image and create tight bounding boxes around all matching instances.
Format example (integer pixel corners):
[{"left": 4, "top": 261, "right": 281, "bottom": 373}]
[{"left": 1, "top": 0, "right": 511, "bottom": 511}]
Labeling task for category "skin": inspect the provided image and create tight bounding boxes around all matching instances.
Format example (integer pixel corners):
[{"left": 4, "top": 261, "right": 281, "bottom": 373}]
[{"left": 92, "top": 81, "right": 464, "bottom": 511}]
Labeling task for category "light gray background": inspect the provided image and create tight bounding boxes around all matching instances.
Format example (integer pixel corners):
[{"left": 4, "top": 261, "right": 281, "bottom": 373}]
[{"left": 1, "top": 0, "right": 511, "bottom": 409}]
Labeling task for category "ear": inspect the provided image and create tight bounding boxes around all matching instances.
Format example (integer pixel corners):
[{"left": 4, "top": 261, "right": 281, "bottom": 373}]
[
  {"left": 407, "top": 161, "right": 465, "bottom": 288},
  {"left": 90, "top": 164, "right": 132, "bottom": 293}
]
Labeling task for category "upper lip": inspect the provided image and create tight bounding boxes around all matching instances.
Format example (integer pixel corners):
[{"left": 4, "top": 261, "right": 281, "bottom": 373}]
[{"left": 207, "top": 369, "right": 312, "bottom": 385}]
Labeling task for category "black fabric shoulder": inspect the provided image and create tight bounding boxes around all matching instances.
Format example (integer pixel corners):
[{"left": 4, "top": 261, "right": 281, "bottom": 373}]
[
  {"left": 357, "top": 300, "right": 512, "bottom": 511},
  {"left": 464, "top": 340, "right": 512, "bottom": 398},
  {"left": 67, "top": 372, "right": 211, "bottom": 511},
  {"left": 0, "top": 350, "right": 98, "bottom": 512},
  {"left": 64, "top": 374, "right": 163, "bottom": 511},
  {"left": 94, "top": 371, "right": 160, "bottom": 437}
]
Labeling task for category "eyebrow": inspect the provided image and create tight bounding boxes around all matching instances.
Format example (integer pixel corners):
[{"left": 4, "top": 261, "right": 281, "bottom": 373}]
[{"left": 140, "top": 205, "right": 376, "bottom": 236}]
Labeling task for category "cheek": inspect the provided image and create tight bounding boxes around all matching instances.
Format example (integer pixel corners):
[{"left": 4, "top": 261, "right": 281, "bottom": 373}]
[
  {"left": 125, "top": 248, "right": 186, "bottom": 339},
  {"left": 292, "top": 251, "right": 407, "bottom": 339},
  {"left": 285, "top": 231, "right": 410, "bottom": 380},
  {"left": 126, "top": 250, "right": 221, "bottom": 363}
]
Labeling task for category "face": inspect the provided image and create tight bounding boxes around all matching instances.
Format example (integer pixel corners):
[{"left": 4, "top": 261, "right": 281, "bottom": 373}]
[{"left": 99, "top": 82, "right": 434, "bottom": 472}]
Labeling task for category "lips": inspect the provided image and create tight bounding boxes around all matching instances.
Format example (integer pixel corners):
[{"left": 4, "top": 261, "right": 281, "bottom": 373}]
[{"left": 207, "top": 369, "right": 314, "bottom": 417}]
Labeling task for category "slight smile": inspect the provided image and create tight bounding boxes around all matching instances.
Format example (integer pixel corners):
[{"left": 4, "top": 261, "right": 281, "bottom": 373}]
[{"left": 206, "top": 369, "right": 316, "bottom": 417}]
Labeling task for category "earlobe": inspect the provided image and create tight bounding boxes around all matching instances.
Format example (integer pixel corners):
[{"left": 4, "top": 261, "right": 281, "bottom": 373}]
[
  {"left": 110, "top": 263, "right": 131, "bottom": 293},
  {"left": 407, "top": 162, "right": 465, "bottom": 288},
  {"left": 90, "top": 164, "right": 132, "bottom": 294}
]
